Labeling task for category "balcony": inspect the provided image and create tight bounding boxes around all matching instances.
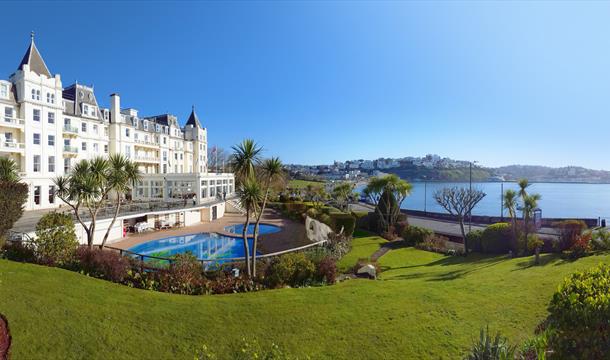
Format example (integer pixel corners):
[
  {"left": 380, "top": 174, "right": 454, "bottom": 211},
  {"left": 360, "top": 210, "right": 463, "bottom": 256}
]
[
  {"left": 0, "top": 140, "right": 25, "bottom": 154},
  {"left": 63, "top": 145, "right": 79, "bottom": 156},
  {"left": 134, "top": 139, "right": 159, "bottom": 149},
  {"left": 1, "top": 116, "right": 25, "bottom": 130},
  {"left": 63, "top": 124, "right": 79, "bottom": 136},
  {"left": 134, "top": 155, "right": 160, "bottom": 163}
]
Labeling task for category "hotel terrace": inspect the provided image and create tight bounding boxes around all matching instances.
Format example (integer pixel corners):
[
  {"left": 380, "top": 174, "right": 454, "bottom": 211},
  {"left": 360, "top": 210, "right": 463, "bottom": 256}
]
[{"left": 1, "top": 35, "right": 235, "bottom": 243}]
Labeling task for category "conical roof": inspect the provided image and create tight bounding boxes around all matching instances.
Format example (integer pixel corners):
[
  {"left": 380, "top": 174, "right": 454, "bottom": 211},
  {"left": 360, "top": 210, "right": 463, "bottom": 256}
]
[
  {"left": 186, "top": 105, "right": 202, "bottom": 128},
  {"left": 17, "top": 32, "right": 52, "bottom": 77}
]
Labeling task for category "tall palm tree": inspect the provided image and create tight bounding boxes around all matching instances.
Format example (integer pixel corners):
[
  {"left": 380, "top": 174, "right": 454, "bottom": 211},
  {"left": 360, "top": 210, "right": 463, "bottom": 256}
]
[
  {"left": 332, "top": 182, "right": 355, "bottom": 212},
  {"left": 100, "top": 154, "right": 141, "bottom": 248},
  {"left": 0, "top": 157, "right": 20, "bottom": 182},
  {"left": 522, "top": 193, "right": 541, "bottom": 241},
  {"left": 55, "top": 157, "right": 110, "bottom": 248},
  {"left": 251, "top": 157, "right": 283, "bottom": 276},
  {"left": 236, "top": 178, "right": 263, "bottom": 277},
  {"left": 364, "top": 175, "right": 412, "bottom": 232},
  {"left": 503, "top": 189, "right": 518, "bottom": 253},
  {"left": 230, "top": 139, "right": 262, "bottom": 184},
  {"left": 517, "top": 178, "right": 530, "bottom": 219}
]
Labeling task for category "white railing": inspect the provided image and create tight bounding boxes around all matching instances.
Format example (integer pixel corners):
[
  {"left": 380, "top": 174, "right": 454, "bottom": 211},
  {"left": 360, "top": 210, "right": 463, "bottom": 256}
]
[
  {"left": 63, "top": 145, "right": 79, "bottom": 153},
  {"left": 1, "top": 117, "right": 25, "bottom": 126},
  {"left": 0, "top": 141, "right": 25, "bottom": 151},
  {"left": 135, "top": 139, "right": 159, "bottom": 147},
  {"left": 135, "top": 155, "right": 159, "bottom": 162}
]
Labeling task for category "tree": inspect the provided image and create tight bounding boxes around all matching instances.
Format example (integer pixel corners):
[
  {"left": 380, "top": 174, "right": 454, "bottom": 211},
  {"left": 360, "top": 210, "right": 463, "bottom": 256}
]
[
  {"left": 527, "top": 234, "right": 544, "bottom": 265},
  {"left": 332, "top": 182, "right": 355, "bottom": 212},
  {"left": 251, "top": 157, "right": 284, "bottom": 276},
  {"left": 503, "top": 189, "right": 519, "bottom": 253},
  {"left": 363, "top": 174, "right": 412, "bottom": 233},
  {"left": 517, "top": 178, "right": 530, "bottom": 219},
  {"left": 0, "top": 157, "right": 20, "bottom": 182},
  {"left": 33, "top": 212, "right": 78, "bottom": 266},
  {"left": 236, "top": 177, "right": 263, "bottom": 277},
  {"left": 207, "top": 146, "right": 231, "bottom": 173},
  {"left": 100, "top": 155, "right": 141, "bottom": 248},
  {"left": 0, "top": 181, "right": 28, "bottom": 243},
  {"left": 433, "top": 186, "right": 486, "bottom": 254},
  {"left": 310, "top": 186, "right": 328, "bottom": 209},
  {"left": 230, "top": 139, "right": 262, "bottom": 183},
  {"left": 522, "top": 193, "right": 541, "bottom": 240}
]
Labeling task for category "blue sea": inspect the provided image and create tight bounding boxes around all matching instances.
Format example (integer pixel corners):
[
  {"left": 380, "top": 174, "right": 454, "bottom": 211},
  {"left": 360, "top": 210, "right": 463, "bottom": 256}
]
[{"left": 357, "top": 182, "right": 610, "bottom": 220}]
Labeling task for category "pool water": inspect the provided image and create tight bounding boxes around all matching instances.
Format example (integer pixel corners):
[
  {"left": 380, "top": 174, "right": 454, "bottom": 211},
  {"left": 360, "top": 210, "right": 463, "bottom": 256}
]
[
  {"left": 224, "top": 223, "right": 281, "bottom": 235},
  {"left": 128, "top": 232, "right": 258, "bottom": 263}
]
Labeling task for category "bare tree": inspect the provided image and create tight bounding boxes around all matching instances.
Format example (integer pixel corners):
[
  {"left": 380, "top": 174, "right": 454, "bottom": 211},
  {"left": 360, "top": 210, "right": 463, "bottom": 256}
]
[
  {"left": 208, "top": 146, "right": 231, "bottom": 173},
  {"left": 433, "top": 186, "right": 486, "bottom": 255}
]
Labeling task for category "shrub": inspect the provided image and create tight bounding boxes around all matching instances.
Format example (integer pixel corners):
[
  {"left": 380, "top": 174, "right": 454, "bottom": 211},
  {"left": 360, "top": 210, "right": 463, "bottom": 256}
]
[
  {"left": 33, "top": 212, "right": 78, "bottom": 266},
  {"left": 466, "top": 230, "right": 484, "bottom": 253},
  {"left": 265, "top": 252, "right": 315, "bottom": 288},
  {"left": 0, "top": 181, "right": 28, "bottom": 239},
  {"left": 316, "top": 257, "right": 337, "bottom": 284},
  {"left": 480, "top": 223, "right": 511, "bottom": 254},
  {"left": 163, "top": 252, "right": 204, "bottom": 295},
  {"left": 402, "top": 225, "right": 433, "bottom": 246},
  {"left": 328, "top": 213, "right": 356, "bottom": 237},
  {"left": 2, "top": 240, "right": 36, "bottom": 263},
  {"left": 565, "top": 231, "right": 592, "bottom": 259},
  {"left": 0, "top": 313, "right": 11, "bottom": 360},
  {"left": 75, "top": 247, "right": 130, "bottom": 283},
  {"left": 416, "top": 235, "right": 448, "bottom": 254},
  {"left": 305, "top": 207, "right": 319, "bottom": 219},
  {"left": 323, "top": 232, "right": 351, "bottom": 259},
  {"left": 553, "top": 220, "right": 588, "bottom": 251},
  {"left": 591, "top": 228, "right": 610, "bottom": 251},
  {"left": 464, "top": 326, "right": 516, "bottom": 360},
  {"left": 547, "top": 264, "right": 610, "bottom": 359},
  {"left": 394, "top": 220, "right": 409, "bottom": 238}
]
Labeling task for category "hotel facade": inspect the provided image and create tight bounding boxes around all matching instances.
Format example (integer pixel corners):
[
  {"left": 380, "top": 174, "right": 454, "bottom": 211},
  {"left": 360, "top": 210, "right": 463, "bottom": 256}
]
[{"left": 1, "top": 36, "right": 235, "bottom": 243}]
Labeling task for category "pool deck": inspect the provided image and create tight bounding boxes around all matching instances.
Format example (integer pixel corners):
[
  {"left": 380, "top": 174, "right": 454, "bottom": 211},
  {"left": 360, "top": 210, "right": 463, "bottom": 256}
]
[{"left": 108, "top": 210, "right": 311, "bottom": 254}]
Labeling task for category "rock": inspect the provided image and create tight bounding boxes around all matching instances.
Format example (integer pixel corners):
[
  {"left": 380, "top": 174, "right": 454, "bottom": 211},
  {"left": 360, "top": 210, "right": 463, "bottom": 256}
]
[{"left": 356, "top": 264, "right": 377, "bottom": 279}]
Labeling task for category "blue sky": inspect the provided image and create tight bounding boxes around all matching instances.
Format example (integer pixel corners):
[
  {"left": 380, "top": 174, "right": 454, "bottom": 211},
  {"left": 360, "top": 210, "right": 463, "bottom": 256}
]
[{"left": 2, "top": 1, "right": 610, "bottom": 169}]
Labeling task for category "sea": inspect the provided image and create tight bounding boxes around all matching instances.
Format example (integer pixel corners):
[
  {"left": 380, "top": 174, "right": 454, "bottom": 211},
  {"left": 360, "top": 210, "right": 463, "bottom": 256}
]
[{"left": 355, "top": 182, "right": 610, "bottom": 220}]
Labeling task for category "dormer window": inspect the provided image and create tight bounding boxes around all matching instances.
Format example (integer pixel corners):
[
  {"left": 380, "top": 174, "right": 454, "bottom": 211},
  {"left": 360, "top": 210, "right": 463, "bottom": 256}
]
[
  {"left": 79, "top": 91, "right": 84, "bottom": 98},
  {"left": 156, "top": 124, "right": 160, "bottom": 132},
  {"left": 83, "top": 104, "right": 89, "bottom": 116},
  {"left": 143, "top": 120, "right": 148, "bottom": 130},
  {"left": 0, "top": 84, "right": 9, "bottom": 99}
]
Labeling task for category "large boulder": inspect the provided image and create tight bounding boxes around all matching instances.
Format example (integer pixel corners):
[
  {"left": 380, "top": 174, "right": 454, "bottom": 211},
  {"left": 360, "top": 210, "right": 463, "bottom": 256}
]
[{"left": 356, "top": 264, "right": 377, "bottom": 279}]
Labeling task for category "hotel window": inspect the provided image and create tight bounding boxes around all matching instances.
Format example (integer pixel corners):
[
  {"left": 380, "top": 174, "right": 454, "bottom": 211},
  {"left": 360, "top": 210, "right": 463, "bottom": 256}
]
[
  {"left": 0, "top": 84, "right": 8, "bottom": 98},
  {"left": 4, "top": 107, "right": 12, "bottom": 119},
  {"left": 93, "top": 124, "right": 98, "bottom": 134},
  {"left": 81, "top": 122, "right": 87, "bottom": 132},
  {"left": 156, "top": 124, "right": 160, "bottom": 132},
  {"left": 35, "top": 90, "right": 40, "bottom": 100},
  {"left": 163, "top": 137, "right": 167, "bottom": 145},
  {"left": 125, "top": 145, "right": 131, "bottom": 158},
  {"left": 143, "top": 121, "right": 148, "bottom": 130},
  {"left": 93, "top": 143, "right": 99, "bottom": 152},
  {"left": 64, "top": 158, "right": 70, "bottom": 173},
  {"left": 134, "top": 133, "right": 139, "bottom": 141},
  {"left": 90, "top": 107, "right": 96, "bottom": 117},
  {"left": 104, "top": 144, "right": 108, "bottom": 153},
  {"left": 48, "top": 156, "right": 55, "bottom": 172},
  {"left": 201, "top": 188, "right": 207, "bottom": 198},
  {"left": 33, "top": 155, "right": 40, "bottom": 172},
  {"left": 33, "top": 133, "right": 40, "bottom": 145},
  {"left": 31, "top": 89, "right": 36, "bottom": 100},
  {"left": 34, "top": 186, "right": 41, "bottom": 205},
  {"left": 48, "top": 112, "right": 55, "bottom": 124},
  {"left": 125, "top": 128, "right": 130, "bottom": 137},
  {"left": 82, "top": 142, "right": 87, "bottom": 151},
  {"left": 83, "top": 104, "right": 89, "bottom": 115},
  {"left": 51, "top": 94, "right": 55, "bottom": 104},
  {"left": 46, "top": 93, "right": 51, "bottom": 103},
  {"left": 48, "top": 135, "right": 55, "bottom": 146},
  {"left": 33, "top": 109, "right": 40, "bottom": 121},
  {"left": 5, "top": 133, "right": 12, "bottom": 142},
  {"left": 49, "top": 185, "right": 55, "bottom": 204}
]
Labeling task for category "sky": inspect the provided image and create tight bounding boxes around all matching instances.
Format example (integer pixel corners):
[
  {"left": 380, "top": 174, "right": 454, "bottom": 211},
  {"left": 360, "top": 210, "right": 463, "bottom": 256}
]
[{"left": 2, "top": 1, "right": 610, "bottom": 169}]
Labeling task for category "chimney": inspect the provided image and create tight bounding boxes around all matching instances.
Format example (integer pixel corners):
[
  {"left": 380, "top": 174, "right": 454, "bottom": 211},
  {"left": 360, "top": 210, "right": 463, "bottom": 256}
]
[{"left": 110, "top": 93, "right": 120, "bottom": 123}]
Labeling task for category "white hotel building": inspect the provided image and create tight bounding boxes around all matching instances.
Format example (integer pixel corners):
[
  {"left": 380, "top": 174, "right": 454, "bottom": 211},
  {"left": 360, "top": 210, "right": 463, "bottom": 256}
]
[{"left": 1, "top": 36, "right": 235, "bottom": 243}]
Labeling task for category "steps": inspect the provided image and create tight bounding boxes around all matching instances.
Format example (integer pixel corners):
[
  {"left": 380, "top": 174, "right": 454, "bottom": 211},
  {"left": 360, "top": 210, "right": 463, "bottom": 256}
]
[{"left": 226, "top": 199, "right": 247, "bottom": 215}]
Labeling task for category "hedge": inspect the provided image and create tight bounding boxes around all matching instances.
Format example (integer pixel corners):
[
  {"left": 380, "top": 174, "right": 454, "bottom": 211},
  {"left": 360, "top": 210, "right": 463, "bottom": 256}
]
[{"left": 480, "top": 223, "right": 511, "bottom": 254}]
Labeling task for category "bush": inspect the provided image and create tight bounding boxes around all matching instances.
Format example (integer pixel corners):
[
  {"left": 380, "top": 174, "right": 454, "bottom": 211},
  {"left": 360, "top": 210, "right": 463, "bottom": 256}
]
[
  {"left": 465, "top": 230, "right": 483, "bottom": 252},
  {"left": 305, "top": 207, "right": 319, "bottom": 219},
  {"left": 162, "top": 252, "right": 204, "bottom": 294},
  {"left": 402, "top": 225, "right": 433, "bottom": 246},
  {"left": 553, "top": 220, "right": 588, "bottom": 251},
  {"left": 75, "top": 247, "right": 130, "bottom": 283},
  {"left": 323, "top": 232, "right": 351, "bottom": 259},
  {"left": 265, "top": 252, "right": 316, "bottom": 288},
  {"left": 328, "top": 213, "right": 356, "bottom": 237},
  {"left": 416, "top": 235, "right": 448, "bottom": 254},
  {"left": 33, "top": 212, "right": 78, "bottom": 266},
  {"left": 0, "top": 181, "right": 28, "bottom": 239},
  {"left": 316, "top": 257, "right": 337, "bottom": 284},
  {"left": 2, "top": 240, "right": 36, "bottom": 263},
  {"left": 480, "top": 223, "right": 511, "bottom": 254},
  {"left": 547, "top": 264, "right": 610, "bottom": 359},
  {"left": 464, "top": 326, "right": 516, "bottom": 360}
]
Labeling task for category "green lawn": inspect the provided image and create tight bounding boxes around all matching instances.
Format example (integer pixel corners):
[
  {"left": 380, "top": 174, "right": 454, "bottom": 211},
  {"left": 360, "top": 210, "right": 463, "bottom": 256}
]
[
  {"left": 1, "top": 243, "right": 609, "bottom": 359},
  {"left": 337, "top": 230, "right": 387, "bottom": 272},
  {"left": 287, "top": 179, "right": 325, "bottom": 189}
]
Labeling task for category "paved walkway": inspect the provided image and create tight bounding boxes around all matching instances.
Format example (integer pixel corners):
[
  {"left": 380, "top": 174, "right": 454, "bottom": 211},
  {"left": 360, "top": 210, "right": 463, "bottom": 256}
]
[{"left": 109, "top": 210, "right": 311, "bottom": 254}]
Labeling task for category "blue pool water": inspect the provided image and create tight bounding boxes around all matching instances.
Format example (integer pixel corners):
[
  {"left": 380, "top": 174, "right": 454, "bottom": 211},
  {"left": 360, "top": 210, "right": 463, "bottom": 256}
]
[
  {"left": 224, "top": 223, "right": 281, "bottom": 235},
  {"left": 128, "top": 232, "right": 258, "bottom": 263}
]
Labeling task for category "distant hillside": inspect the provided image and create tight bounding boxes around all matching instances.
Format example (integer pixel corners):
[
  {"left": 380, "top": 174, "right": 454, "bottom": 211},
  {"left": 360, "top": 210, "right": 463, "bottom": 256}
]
[
  {"left": 495, "top": 165, "right": 610, "bottom": 183},
  {"left": 387, "top": 166, "right": 492, "bottom": 182}
]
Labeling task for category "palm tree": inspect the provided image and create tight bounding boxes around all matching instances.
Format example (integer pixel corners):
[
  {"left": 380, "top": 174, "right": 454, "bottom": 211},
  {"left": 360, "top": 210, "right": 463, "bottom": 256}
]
[
  {"left": 503, "top": 189, "right": 518, "bottom": 254},
  {"left": 55, "top": 158, "right": 110, "bottom": 248},
  {"left": 363, "top": 175, "right": 412, "bottom": 233},
  {"left": 517, "top": 178, "right": 530, "bottom": 219},
  {"left": 230, "top": 139, "right": 262, "bottom": 184},
  {"left": 251, "top": 157, "right": 283, "bottom": 276},
  {"left": 0, "top": 157, "right": 20, "bottom": 182},
  {"left": 522, "top": 193, "right": 541, "bottom": 240},
  {"left": 100, "top": 154, "right": 141, "bottom": 248},
  {"left": 332, "top": 182, "right": 355, "bottom": 212},
  {"left": 236, "top": 178, "right": 263, "bottom": 277}
]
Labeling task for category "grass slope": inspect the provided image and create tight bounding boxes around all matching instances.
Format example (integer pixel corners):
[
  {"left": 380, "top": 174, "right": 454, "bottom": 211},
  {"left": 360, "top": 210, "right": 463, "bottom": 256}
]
[
  {"left": 1, "top": 241, "right": 609, "bottom": 359},
  {"left": 287, "top": 179, "right": 325, "bottom": 189},
  {"left": 337, "top": 230, "right": 387, "bottom": 272}
]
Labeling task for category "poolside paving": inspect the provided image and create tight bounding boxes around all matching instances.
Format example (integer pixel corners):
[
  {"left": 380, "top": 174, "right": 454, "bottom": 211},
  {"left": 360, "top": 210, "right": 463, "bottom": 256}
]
[{"left": 109, "top": 210, "right": 311, "bottom": 254}]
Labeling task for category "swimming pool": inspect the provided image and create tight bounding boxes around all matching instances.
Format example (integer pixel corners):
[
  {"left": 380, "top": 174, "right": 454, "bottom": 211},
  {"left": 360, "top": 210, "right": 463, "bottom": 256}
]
[
  {"left": 128, "top": 232, "right": 258, "bottom": 263},
  {"left": 224, "top": 223, "right": 281, "bottom": 235}
]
